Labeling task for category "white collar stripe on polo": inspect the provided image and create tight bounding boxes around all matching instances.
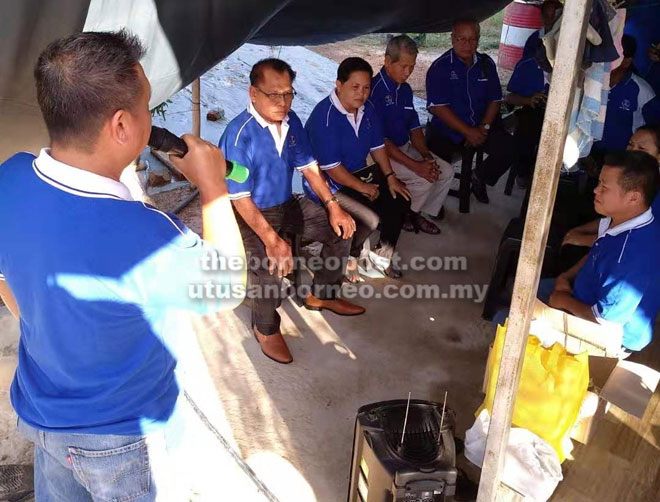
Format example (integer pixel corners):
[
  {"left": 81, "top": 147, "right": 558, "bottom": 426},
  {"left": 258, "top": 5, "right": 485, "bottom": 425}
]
[
  {"left": 329, "top": 90, "right": 364, "bottom": 136},
  {"left": 248, "top": 103, "right": 289, "bottom": 156},
  {"left": 33, "top": 149, "right": 133, "bottom": 201}
]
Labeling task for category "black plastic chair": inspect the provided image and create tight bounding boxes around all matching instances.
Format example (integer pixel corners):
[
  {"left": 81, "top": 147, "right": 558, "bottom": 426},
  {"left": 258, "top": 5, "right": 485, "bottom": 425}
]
[
  {"left": 448, "top": 147, "right": 484, "bottom": 213},
  {"left": 481, "top": 217, "right": 563, "bottom": 321}
]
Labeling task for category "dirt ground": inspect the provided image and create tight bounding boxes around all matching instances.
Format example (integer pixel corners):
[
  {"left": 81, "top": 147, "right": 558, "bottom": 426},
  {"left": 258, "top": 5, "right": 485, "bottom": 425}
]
[{"left": 306, "top": 34, "right": 511, "bottom": 101}]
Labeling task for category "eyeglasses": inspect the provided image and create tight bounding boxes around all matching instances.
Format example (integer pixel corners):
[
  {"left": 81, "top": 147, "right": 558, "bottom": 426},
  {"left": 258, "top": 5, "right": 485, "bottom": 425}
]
[
  {"left": 453, "top": 36, "right": 479, "bottom": 45},
  {"left": 255, "top": 87, "right": 297, "bottom": 103}
]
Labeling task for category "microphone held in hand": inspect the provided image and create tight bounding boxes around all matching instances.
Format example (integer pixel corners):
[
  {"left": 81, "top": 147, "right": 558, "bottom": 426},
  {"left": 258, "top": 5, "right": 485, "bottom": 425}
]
[{"left": 148, "top": 126, "right": 249, "bottom": 183}]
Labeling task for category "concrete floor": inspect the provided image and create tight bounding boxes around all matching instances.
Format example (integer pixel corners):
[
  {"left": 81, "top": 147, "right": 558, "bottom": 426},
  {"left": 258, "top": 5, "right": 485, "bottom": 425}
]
[{"left": 0, "top": 176, "right": 524, "bottom": 501}]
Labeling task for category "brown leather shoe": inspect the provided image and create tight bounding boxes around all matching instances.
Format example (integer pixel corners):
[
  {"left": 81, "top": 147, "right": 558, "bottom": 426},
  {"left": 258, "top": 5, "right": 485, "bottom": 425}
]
[
  {"left": 304, "top": 294, "right": 366, "bottom": 316},
  {"left": 253, "top": 326, "right": 293, "bottom": 364}
]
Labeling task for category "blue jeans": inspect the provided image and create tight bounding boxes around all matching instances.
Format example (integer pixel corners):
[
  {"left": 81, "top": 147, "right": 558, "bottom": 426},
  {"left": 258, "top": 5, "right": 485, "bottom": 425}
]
[
  {"left": 492, "top": 278, "right": 557, "bottom": 327},
  {"left": 17, "top": 412, "right": 185, "bottom": 502}
]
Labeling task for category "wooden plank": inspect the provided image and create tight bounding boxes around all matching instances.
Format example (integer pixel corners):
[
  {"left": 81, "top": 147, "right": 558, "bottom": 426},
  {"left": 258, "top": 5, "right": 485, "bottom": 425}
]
[
  {"left": 476, "top": 0, "right": 594, "bottom": 500},
  {"left": 192, "top": 77, "right": 201, "bottom": 137}
]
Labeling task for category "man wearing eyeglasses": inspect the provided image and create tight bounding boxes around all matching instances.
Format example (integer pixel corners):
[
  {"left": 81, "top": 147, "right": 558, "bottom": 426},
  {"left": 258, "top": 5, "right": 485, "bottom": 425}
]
[
  {"left": 218, "top": 58, "right": 363, "bottom": 364},
  {"left": 425, "top": 19, "right": 517, "bottom": 204}
]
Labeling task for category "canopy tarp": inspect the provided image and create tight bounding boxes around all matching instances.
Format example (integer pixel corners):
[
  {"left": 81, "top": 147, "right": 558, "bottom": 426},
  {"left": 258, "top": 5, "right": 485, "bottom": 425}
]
[{"left": 0, "top": 0, "right": 509, "bottom": 158}]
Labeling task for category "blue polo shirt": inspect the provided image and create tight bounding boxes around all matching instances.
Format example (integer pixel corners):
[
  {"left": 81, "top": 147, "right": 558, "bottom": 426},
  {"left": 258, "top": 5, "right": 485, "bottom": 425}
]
[
  {"left": 0, "top": 150, "right": 244, "bottom": 435},
  {"left": 219, "top": 105, "right": 316, "bottom": 209},
  {"left": 426, "top": 49, "right": 503, "bottom": 143},
  {"left": 573, "top": 209, "right": 660, "bottom": 351},
  {"left": 593, "top": 72, "right": 656, "bottom": 153},
  {"left": 643, "top": 95, "right": 660, "bottom": 126},
  {"left": 370, "top": 67, "right": 422, "bottom": 147},
  {"left": 522, "top": 29, "right": 543, "bottom": 60},
  {"left": 303, "top": 91, "right": 385, "bottom": 202},
  {"left": 507, "top": 57, "right": 548, "bottom": 98}
]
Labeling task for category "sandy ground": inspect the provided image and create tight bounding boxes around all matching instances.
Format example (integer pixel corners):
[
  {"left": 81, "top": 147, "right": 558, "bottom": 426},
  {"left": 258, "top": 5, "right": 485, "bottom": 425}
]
[{"left": 306, "top": 37, "right": 511, "bottom": 100}]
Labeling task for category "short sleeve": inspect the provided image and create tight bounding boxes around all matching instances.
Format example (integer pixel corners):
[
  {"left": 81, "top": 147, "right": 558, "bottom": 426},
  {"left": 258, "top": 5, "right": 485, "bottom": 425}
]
[
  {"left": 306, "top": 107, "right": 342, "bottom": 170},
  {"left": 507, "top": 61, "right": 528, "bottom": 95},
  {"left": 0, "top": 271, "right": 5, "bottom": 281},
  {"left": 403, "top": 87, "right": 421, "bottom": 131},
  {"left": 131, "top": 206, "right": 245, "bottom": 317},
  {"left": 642, "top": 95, "right": 660, "bottom": 127},
  {"left": 486, "top": 59, "right": 503, "bottom": 102},
  {"left": 592, "top": 258, "right": 649, "bottom": 327},
  {"left": 218, "top": 126, "right": 254, "bottom": 201},
  {"left": 288, "top": 114, "right": 317, "bottom": 171},
  {"left": 426, "top": 62, "right": 450, "bottom": 108},
  {"left": 369, "top": 109, "right": 386, "bottom": 151},
  {"left": 633, "top": 77, "right": 656, "bottom": 131}
]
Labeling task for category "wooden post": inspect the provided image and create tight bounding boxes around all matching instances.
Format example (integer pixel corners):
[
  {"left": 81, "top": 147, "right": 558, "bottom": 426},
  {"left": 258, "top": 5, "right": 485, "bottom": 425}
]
[
  {"left": 192, "top": 77, "right": 201, "bottom": 137},
  {"left": 476, "top": 0, "right": 593, "bottom": 500}
]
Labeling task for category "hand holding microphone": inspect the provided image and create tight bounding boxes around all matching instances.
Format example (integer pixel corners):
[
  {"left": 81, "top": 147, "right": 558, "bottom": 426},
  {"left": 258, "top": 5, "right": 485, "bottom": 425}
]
[{"left": 148, "top": 126, "right": 249, "bottom": 187}]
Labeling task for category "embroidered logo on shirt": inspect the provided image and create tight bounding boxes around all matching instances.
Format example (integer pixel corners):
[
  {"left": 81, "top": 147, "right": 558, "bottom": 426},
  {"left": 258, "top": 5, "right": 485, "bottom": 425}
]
[
  {"left": 385, "top": 94, "right": 394, "bottom": 106},
  {"left": 289, "top": 134, "right": 297, "bottom": 147},
  {"left": 365, "top": 117, "right": 371, "bottom": 128},
  {"left": 619, "top": 99, "right": 631, "bottom": 112},
  {"left": 450, "top": 70, "right": 459, "bottom": 81}
]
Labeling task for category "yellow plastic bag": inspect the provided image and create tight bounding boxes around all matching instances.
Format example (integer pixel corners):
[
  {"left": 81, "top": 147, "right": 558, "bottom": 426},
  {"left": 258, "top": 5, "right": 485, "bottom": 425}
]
[{"left": 477, "top": 322, "right": 589, "bottom": 462}]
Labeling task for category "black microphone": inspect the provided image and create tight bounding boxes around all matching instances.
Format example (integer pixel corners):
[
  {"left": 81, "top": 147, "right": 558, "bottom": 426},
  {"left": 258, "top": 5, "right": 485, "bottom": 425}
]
[{"left": 148, "top": 126, "right": 249, "bottom": 183}]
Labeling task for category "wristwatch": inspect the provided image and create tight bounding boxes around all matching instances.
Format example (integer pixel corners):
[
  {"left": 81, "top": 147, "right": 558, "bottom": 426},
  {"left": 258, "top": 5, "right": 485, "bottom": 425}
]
[{"left": 323, "top": 195, "right": 339, "bottom": 207}]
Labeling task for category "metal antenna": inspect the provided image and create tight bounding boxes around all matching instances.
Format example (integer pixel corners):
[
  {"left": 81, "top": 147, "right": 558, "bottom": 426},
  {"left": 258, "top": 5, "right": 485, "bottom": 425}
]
[
  {"left": 400, "top": 392, "right": 412, "bottom": 446},
  {"left": 437, "top": 391, "right": 448, "bottom": 446}
]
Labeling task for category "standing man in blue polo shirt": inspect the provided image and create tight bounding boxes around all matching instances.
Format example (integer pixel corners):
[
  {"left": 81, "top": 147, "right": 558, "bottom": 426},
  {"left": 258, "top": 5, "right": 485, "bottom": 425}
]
[
  {"left": 426, "top": 19, "right": 517, "bottom": 204},
  {"left": 219, "top": 58, "right": 362, "bottom": 365},
  {"left": 548, "top": 151, "right": 660, "bottom": 353},
  {"left": 505, "top": 53, "right": 550, "bottom": 187},
  {"left": 370, "top": 35, "right": 454, "bottom": 234},
  {"left": 592, "top": 35, "right": 656, "bottom": 157},
  {"left": 0, "top": 31, "right": 247, "bottom": 500}
]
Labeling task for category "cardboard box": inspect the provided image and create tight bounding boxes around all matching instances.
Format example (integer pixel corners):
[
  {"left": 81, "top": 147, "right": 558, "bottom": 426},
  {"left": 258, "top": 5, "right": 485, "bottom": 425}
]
[{"left": 485, "top": 301, "right": 660, "bottom": 444}]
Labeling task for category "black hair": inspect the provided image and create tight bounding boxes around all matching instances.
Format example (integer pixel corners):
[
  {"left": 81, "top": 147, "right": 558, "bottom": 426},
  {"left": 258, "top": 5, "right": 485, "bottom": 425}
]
[
  {"left": 337, "top": 57, "right": 373, "bottom": 83},
  {"left": 634, "top": 124, "right": 660, "bottom": 151},
  {"left": 34, "top": 29, "right": 146, "bottom": 148},
  {"left": 622, "top": 34, "right": 637, "bottom": 59},
  {"left": 603, "top": 150, "right": 659, "bottom": 207},
  {"left": 249, "top": 58, "right": 296, "bottom": 87}
]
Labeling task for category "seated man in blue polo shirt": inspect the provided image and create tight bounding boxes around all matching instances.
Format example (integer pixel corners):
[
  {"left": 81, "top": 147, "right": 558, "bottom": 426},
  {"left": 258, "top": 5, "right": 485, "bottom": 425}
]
[
  {"left": 0, "top": 31, "right": 247, "bottom": 500},
  {"left": 548, "top": 151, "right": 660, "bottom": 353},
  {"left": 426, "top": 19, "right": 517, "bottom": 204},
  {"left": 370, "top": 35, "right": 454, "bottom": 234},
  {"left": 219, "top": 58, "right": 362, "bottom": 364},
  {"left": 505, "top": 52, "right": 550, "bottom": 187},
  {"left": 304, "top": 57, "right": 412, "bottom": 280},
  {"left": 592, "top": 35, "right": 656, "bottom": 157}
]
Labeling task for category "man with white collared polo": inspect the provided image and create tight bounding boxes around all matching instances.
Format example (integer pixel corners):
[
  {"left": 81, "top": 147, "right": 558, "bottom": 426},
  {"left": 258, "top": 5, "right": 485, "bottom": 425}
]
[
  {"left": 370, "top": 35, "right": 454, "bottom": 234},
  {"left": 548, "top": 151, "right": 660, "bottom": 353},
  {"left": 219, "top": 58, "right": 362, "bottom": 364},
  {"left": 304, "top": 57, "right": 412, "bottom": 280},
  {"left": 425, "top": 19, "right": 517, "bottom": 204},
  {"left": 0, "top": 31, "right": 246, "bottom": 500},
  {"left": 592, "top": 36, "right": 656, "bottom": 157}
]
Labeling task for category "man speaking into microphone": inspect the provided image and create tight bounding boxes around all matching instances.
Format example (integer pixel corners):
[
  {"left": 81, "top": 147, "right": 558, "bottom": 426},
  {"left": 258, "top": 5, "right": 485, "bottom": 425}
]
[{"left": 0, "top": 31, "right": 246, "bottom": 500}]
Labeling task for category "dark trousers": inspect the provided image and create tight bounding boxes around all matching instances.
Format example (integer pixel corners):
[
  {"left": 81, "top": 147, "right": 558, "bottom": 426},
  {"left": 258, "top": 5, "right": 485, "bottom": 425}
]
[
  {"left": 335, "top": 172, "right": 410, "bottom": 257},
  {"left": 333, "top": 190, "right": 379, "bottom": 258},
  {"left": 426, "top": 121, "right": 518, "bottom": 186},
  {"left": 513, "top": 107, "right": 545, "bottom": 178},
  {"left": 236, "top": 195, "right": 350, "bottom": 335}
]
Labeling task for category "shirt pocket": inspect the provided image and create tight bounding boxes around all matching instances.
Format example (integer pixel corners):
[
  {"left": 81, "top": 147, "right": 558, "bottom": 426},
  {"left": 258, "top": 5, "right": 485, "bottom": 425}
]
[{"left": 68, "top": 438, "right": 150, "bottom": 502}]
